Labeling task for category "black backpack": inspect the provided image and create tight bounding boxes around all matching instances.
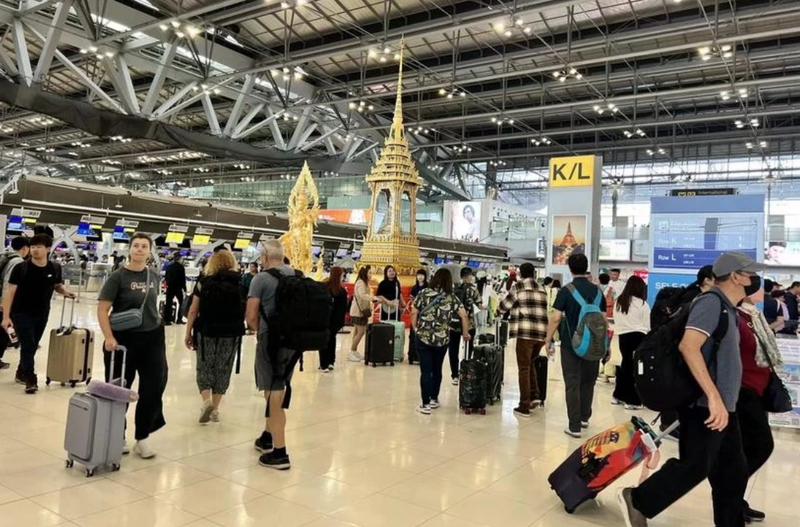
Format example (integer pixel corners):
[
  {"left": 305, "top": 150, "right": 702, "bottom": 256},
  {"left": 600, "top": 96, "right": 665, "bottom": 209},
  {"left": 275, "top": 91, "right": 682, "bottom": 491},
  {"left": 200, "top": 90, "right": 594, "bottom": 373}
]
[
  {"left": 265, "top": 269, "right": 331, "bottom": 357},
  {"left": 633, "top": 290, "right": 729, "bottom": 412},
  {"left": 199, "top": 272, "right": 246, "bottom": 339}
]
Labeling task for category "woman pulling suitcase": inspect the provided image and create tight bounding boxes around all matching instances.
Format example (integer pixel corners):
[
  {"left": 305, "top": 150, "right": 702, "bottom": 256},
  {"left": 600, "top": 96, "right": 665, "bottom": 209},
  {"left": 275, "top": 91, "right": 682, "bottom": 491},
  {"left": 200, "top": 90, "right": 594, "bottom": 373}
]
[{"left": 97, "top": 233, "right": 168, "bottom": 459}]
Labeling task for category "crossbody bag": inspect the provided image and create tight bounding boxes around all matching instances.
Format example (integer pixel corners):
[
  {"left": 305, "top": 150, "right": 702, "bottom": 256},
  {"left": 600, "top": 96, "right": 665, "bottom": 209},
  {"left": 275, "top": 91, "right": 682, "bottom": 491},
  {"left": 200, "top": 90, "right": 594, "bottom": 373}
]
[{"left": 109, "top": 267, "right": 150, "bottom": 331}]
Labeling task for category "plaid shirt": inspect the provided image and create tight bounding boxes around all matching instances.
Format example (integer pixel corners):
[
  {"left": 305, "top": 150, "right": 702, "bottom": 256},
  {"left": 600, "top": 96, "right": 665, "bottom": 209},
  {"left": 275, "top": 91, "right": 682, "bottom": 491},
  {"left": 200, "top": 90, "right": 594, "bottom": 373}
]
[{"left": 498, "top": 278, "right": 549, "bottom": 341}]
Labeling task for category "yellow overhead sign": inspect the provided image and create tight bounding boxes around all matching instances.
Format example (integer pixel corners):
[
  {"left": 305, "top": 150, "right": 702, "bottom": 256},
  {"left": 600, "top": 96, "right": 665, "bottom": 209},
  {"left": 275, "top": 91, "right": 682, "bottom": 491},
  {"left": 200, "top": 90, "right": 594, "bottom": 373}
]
[{"left": 549, "top": 155, "right": 596, "bottom": 188}]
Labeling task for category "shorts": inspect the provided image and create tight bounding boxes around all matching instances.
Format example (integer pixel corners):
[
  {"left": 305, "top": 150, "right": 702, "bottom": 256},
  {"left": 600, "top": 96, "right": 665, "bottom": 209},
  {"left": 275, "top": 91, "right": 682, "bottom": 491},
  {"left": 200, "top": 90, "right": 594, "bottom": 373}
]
[
  {"left": 255, "top": 334, "right": 299, "bottom": 392},
  {"left": 350, "top": 316, "right": 369, "bottom": 327}
]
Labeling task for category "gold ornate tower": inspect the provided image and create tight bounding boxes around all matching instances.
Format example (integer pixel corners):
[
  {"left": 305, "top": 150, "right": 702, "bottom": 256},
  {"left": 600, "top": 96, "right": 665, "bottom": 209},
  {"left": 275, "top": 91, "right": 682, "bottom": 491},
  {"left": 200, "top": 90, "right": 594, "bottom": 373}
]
[
  {"left": 358, "top": 40, "right": 423, "bottom": 284},
  {"left": 280, "top": 161, "right": 321, "bottom": 278}
]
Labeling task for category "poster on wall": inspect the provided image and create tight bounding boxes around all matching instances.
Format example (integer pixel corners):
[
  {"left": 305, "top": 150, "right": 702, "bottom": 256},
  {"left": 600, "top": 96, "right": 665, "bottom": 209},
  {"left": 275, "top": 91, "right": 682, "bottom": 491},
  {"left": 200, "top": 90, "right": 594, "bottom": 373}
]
[
  {"left": 450, "top": 201, "right": 481, "bottom": 242},
  {"left": 765, "top": 241, "right": 800, "bottom": 267},
  {"left": 770, "top": 337, "right": 800, "bottom": 429},
  {"left": 551, "top": 215, "right": 586, "bottom": 265},
  {"left": 599, "top": 239, "right": 631, "bottom": 261}
]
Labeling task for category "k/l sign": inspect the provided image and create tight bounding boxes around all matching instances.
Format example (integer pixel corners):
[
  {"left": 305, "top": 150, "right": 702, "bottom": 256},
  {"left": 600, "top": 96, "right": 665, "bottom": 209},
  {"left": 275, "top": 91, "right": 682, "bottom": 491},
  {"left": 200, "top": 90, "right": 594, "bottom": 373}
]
[{"left": 549, "top": 155, "right": 596, "bottom": 188}]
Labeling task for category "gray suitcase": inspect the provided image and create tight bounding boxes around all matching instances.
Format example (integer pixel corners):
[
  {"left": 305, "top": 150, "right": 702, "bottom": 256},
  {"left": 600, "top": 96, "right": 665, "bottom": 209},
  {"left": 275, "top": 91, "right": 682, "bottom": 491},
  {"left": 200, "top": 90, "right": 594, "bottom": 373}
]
[{"left": 64, "top": 347, "right": 128, "bottom": 477}]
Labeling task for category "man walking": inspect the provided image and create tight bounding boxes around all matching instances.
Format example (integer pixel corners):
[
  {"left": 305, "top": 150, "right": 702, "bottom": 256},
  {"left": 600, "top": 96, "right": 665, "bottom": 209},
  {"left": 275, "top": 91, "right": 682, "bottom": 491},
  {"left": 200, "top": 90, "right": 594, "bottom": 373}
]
[
  {"left": 497, "top": 262, "right": 548, "bottom": 418},
  {"left": 784, "top": 281, "right": 800, "bottom": 326},
  {"left": 618, "top": 252, "right": 757, "bottom": 527},
  {"left": 0, "top": 236, "right": 30, "bottom": 370},
  {"left": 1, "top": 234, "right": 75, "bottom": 393},
  {"left": 164, "top": 253, "right": 187, "bottom": 325},
  {"left": 545, "top": 253, "right": 606, "bottom": 438},
  {"left": 247, "top": 240, "right": 298, "bottom": 470}
]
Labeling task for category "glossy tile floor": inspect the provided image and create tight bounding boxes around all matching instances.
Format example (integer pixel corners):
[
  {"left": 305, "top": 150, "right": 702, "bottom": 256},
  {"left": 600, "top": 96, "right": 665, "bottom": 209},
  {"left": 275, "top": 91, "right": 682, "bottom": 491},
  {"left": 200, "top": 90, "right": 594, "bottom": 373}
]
[{"left": 1, "top": 300, "right": 800, "bottom": 527}]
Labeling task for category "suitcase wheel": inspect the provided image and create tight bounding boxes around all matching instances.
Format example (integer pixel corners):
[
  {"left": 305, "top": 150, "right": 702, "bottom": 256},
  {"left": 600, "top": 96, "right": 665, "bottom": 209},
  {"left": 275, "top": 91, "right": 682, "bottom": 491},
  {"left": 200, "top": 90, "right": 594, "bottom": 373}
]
[
  {"left": 111, "top": 463, "right": 121, "bottom": 472},
  {"left": 86, "top": 377, "right": 91, "bottom": 385},
  {"left": 463, "top": 408, "right": 471, "bottom": 415},
  {"left": 390, "top": 362, "right": 395, "bottom": 367},
  {"left": 60, "top": 382, "right": 65, "bottom": 387},
  {"left": 565, "top": 506, "right": 575, "bottom": 514},
  {"left": 85, "top": 468, "right": 95, "bottom": 477},
  {"left": 65, "top": 459, "right": 73, "bottom": 468},
  {"left": 372, "top": 363, "right": 377, "bottom": 368},
  {"left": 479, "top": 408, "right": 486, "bottom": 415},
  {"left": 46, "top": 377, "right": 51, "bottom": 386},
  {"left": 70, "top": 381, "right": 77, "bottom": 388}
]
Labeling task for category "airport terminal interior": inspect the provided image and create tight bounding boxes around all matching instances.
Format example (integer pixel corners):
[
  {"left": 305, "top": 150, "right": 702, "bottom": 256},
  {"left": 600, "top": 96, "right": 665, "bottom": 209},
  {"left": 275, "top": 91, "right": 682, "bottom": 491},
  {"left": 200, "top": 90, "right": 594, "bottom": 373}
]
[{"left": 2, "top": 0, "right": 800, "bottom": 526}]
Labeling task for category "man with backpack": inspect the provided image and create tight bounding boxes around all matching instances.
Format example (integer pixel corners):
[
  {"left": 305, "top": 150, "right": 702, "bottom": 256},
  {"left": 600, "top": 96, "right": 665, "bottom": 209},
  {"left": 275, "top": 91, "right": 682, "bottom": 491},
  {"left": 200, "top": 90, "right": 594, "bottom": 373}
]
[
  {"left": 618, "top": 252, "right": 761, "bottom": 527},
  {"left": 544, "top": 253, "right": 609, "bottom": 438},
  {"left": 0, "top": 236, "right": 30, "bottom": 370},
  {"left": 447, "top": 267, "right": 484, "bottom": 385}
]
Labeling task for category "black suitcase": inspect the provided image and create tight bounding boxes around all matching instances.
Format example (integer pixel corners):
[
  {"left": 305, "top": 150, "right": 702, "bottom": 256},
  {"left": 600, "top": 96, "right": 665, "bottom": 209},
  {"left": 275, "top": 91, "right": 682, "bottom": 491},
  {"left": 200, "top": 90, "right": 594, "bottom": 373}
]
[
  {"left": 459, "top": 342, "right": 488, "bottom": 415},
  {"left": 408, "top": 329, "right": 419, "bottom": 365},
  {"left": 477, "top": 333, "right": 494, "bottom": 345},
  {"left": 365, "top": 323, "right": 395, "bottom": 367},
  {"left": 473, "top": 343, "right": 503, "bottom": 404},
  {"left": 534, "top": 354, "right": 549, "bottom": 406}
]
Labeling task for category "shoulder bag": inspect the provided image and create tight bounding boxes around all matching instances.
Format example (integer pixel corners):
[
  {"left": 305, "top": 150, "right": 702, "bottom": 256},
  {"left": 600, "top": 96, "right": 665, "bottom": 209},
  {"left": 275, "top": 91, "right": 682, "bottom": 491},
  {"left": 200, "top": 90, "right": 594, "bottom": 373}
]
[
  {"left": 761, "top": 343, "right": 793, "bottom": 413},
  {"left": 109, "top": 267, "right": 151, "bottom": 331}
]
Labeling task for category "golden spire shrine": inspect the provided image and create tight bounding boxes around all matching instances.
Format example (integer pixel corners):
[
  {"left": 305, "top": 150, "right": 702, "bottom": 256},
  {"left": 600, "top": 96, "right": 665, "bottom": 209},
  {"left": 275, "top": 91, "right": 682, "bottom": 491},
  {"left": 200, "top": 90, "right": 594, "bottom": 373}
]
[
  {"left": 280, "top": 161, "right": 321, "bottom": 277},
  {"left": 358, "top": 40, "right": 423, "bottom": 284}
]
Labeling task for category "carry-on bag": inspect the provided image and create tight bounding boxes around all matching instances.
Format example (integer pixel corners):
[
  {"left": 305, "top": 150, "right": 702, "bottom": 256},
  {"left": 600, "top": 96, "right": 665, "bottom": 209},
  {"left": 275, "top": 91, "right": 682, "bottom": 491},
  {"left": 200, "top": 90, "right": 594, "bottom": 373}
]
[
  {"left": 365, "top": 322, "right": 396, "bottom": 366},
  {"left": 64, "top": 347, "right": 129, "bottom": 477},
  {"left": 386, "top": 305, "right": 405, "bottom": 363},
  {"left": 548, "top": 417, "right": 679, "bottom": 514},
  {"left": 46, "top": 297, "right": 94, "bottom": 388},
  {"left": 472, "top": 321, "right": 504, "bottom": 404},
  {"left": 459, "top": 340, "right": 488, "bottom": 414}
]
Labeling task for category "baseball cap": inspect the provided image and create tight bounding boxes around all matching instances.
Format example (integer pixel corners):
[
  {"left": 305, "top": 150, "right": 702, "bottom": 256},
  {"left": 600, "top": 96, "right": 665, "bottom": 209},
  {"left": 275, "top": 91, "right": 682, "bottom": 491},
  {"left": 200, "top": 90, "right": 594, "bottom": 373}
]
[{"left": 712, "top": 252, "right": 764, "bottom": 277}]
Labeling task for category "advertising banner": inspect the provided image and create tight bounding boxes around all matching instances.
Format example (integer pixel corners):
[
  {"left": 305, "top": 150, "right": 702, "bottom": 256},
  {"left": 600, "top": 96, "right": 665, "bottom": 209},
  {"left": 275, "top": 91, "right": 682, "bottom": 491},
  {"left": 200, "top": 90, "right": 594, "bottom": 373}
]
[
  {"left": 450, "top": 201, "right": 481, "bottom": 242},
  {"left": 599, "top": 239, "right": 631, "bottom": 261},
  {"left": 770, "top": 337, "right": 800, "bottom": 429},
  {"left": 318, "top": 209, "right": 371, "bottom": 226}
]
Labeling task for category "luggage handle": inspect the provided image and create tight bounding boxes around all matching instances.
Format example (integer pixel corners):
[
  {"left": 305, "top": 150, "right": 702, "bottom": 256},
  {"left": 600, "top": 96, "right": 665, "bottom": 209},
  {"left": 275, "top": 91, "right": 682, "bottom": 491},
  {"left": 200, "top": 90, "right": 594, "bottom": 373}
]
[
  {"left": 57, "top": 296, "right": 77, "bottom": 335},
  {"left": 494, "top": 319, "right": 502, "bottom": 346},
  {"left": 110, "top": 345, "right": 128, "bottom": 388},
  {"left": 652, "top": 419, "right": 680, "bottom": 443}
]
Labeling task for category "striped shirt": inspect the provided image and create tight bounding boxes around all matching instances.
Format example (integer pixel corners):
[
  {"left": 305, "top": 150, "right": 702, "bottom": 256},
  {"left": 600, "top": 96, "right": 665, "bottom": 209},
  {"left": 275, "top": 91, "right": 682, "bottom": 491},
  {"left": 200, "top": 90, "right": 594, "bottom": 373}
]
[{"left": 498, "top": 278, "right": 549, "bottom": 341}]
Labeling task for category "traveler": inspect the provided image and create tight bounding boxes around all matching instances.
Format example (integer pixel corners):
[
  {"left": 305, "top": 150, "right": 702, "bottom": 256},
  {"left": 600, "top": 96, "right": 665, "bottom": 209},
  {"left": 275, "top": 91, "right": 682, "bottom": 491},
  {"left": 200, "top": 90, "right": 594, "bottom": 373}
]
[
  {"left": 97, "top": 233, "right": 167, "bottom": 457},
  {"left": 242, "top": 262, "right": 258, "bottom": 291},
  {"left": 771, "top": 289, "right": 792, "bottom": 334},
  {"left": 184, "top": 250, "right": 245, "bottom": 424},
  {"left": 447, "top": 267, "right": 484, "bottom": 385},
  {"left": 761, "top": 280, "right": 785, "bottom": 331},
  {"left": 410, "top": 269, "right": 429, "bottom": 362},
  {"left": 0, "top": 236, "right": 30, "bottom": 370},
  {"left": 544, "top": 253, "right": 606, "bottom": 438},
  {"left": 785, "top": 281, "right": 800, "bottom": 322},
  {"left": 735, "top": 296, "right": 777, "bottom": 524},
  {"left": 321, "top": 266, "right": 347, "bottom": 373},
  {"left": 475, "top": 271, "right": 493, "bottom": 334},
  {"left": 348, "top": 266, "right": 378, "bottom": 362},
  {"left": 618, "top": 251, "right": 759, "bottom": 527},
  {"left": 611, "top": 276, "right": 650, "bottom": 410},
  {"left": 377, "top": 265, "right": 406, "bottom": 321},
  {"left": 164, "top": 253, "right": 187, "bottom": 325},
  {"left": 247, "top": 240, "right": 299, "bottom": 470},
  {"left": 410, "top": 269, "right": 429, "bottom": 299},
  {"left": 1, "top": 234, "right": 75, "bottom": 393},
  {"left": 411, "top": 268, "right": 470, "bottom": 415},
  {"left": 608, "top": 268, "right": 626, "bottom": 300},
  {"left": 547, "top": 279, "right": 561, "bottom": 314},
  {"left": 497, "top": 262, "right": 548, "bottom": 418}
]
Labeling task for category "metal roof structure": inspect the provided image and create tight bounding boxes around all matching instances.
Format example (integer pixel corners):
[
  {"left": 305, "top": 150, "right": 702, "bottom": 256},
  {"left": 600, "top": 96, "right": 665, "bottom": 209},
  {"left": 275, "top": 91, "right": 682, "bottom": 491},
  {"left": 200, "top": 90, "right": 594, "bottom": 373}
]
[{"left": 0, "top": 0, "right": 799, "bottom": 205}]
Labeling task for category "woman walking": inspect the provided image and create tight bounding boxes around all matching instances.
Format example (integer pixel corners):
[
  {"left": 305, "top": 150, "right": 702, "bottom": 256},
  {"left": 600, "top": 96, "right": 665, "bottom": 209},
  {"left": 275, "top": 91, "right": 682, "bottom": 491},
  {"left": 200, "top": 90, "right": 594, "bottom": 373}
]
[
  {"left": 184, "top": 250, "right": 245, "bottom": 424},
  {"left": 348, "top": 266, "right": 378, "bottom": 362},
  {"left": 411, "top": 268, "right": 471, "bottom": 415},
  {"left": 611, "top": 275, "right": 650, "bottom": 410},
  {"left": 97, "top": 233, "right": 167, "bottom": 458},
  {"left": 321, "top": 266, "right": 348, "bottom": 372},
  {"left": 377, "top": 265, "right": 406, "bottom": 321}
]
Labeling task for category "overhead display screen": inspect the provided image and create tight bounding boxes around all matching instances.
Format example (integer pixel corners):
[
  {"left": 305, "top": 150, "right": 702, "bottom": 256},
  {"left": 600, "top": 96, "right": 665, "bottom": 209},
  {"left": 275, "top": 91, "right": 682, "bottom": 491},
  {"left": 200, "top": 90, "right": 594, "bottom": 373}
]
[
  {"left": 165, "top": 232, "right": 185, "bottom": 244},
  {"left": 234, "top": 238, "right": 251, "bottom": 249}
]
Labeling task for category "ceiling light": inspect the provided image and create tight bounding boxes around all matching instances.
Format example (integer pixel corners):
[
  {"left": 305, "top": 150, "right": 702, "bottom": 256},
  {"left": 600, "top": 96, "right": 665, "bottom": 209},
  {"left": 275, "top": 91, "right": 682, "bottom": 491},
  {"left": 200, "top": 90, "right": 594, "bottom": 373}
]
[
  {"left": 735, "top": 120, "right": 744, "bottom": 128},
  {"left": 658, "top": 148, "right": 666, "bottom": 155},
  {"left": 170, "top": 20, "right": 180, "bottom": 28},
  {"left": 646, "top": 149, "right": 654, "bottom": 156},
  {"left": 760, "top": 141, "right": 767, "bottom": 148},
  {"left": 746, "top": 142, "right": 754, "bottom": 149}
]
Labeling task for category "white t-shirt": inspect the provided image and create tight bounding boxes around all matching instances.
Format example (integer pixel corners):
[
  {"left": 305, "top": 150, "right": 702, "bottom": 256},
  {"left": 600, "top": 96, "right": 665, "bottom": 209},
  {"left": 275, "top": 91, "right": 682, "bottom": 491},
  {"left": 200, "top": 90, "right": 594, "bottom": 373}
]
[{"left": 613, "top": 297, "right": 651, "bottom": 335}]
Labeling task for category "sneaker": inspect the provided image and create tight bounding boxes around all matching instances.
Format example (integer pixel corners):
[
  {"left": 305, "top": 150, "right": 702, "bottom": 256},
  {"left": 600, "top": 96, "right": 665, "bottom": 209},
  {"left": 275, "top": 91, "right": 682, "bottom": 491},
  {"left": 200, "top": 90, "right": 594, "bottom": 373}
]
[
  {"left": 611, "top": 397, "right": 623, "bottom": 405},
  {"left": 320, "top": 367, "right": 331, "bottom": 374},
  {"left": 258, "top": 451, "right": 291, "bottom": 470},
  {"left": 14, "top": 370, "right": 26, "bottom": 385},
  {"left": 328, "top": 364, "right": 335, "bottom": 371},
  {"left": 513, "top": 406, "right": 531, "bottom": 418},
  {"left": 624, "top": 404, "right": 644, "bottom": 410},
  {"left": 199, "top": 400, "right": 214, "bottom": 424},
  {"left": 0, "top": 360, "right": 10, "bottom": 370},
  {"left": 122, "top": 440, "right": 131, "bottom": 455},
  {"left": 348, "top": 350, "right": 363, "bottom": 362},
  {"left": 744, "top": 501, "right": 765, "bottom": 523},
  {"left": 617, "top": 487, "right": 648, "bottom": 527},
  {"left": 581, "top": 421, "right": 589, "bottom": 429},
  {"left": 416, "top": 405, "right": 432, "bottom": 415},
  {"left": 254, "top": 431, "right": 273, "bottom": 454},
  {"left": 564, "top": 428, "right": 582, "bottom": 439},
  {"left": 210, "top": 410, "right": 220, "bottom": 423},
  {"left": 133, "top": 439, "right": 156, "bottom": 459},
  {"left": 451, "top": 377, "right": 459, "bottom": 386},
  {"left": 24, "top": 374, "right": 38, "bottom": 394},
  {"left": 531, "top": 399, "right": 542, "bottom": 409},
  {"left": 429, "top": 399, "right": 440, "bottom": 409}
]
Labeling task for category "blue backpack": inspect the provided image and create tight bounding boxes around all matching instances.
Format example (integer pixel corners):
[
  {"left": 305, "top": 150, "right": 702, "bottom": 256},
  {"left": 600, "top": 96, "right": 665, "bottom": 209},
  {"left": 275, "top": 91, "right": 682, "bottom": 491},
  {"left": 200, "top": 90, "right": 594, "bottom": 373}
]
[{"left": 565, "top": 283, "right": 609, "bottom": 360}]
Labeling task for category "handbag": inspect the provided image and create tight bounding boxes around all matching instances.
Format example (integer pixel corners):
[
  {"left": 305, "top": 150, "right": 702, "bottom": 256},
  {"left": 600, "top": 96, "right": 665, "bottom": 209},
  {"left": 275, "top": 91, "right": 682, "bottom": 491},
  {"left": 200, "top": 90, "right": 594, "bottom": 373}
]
[
  {"left": 109, "top": 267, "right": 150, "bottom": 332},
  {"left": 761, "top": 344, "right": 793, "bottom": 413},
  {"left": 354, "top": 284, "right": 372, "bottom": 318}
]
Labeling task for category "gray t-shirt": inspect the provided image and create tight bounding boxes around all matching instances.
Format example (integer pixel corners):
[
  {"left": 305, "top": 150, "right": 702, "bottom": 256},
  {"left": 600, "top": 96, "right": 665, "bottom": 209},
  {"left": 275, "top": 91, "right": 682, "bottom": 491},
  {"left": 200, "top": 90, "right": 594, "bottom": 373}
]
[
  {"left": 99, "top": 266, "right": 162, "bottom": 332},
  {"left": 248, "top": 264, "right": 295, "bottom": 333},
  {"left": 685, "top": 288, "right": 742, "bottom": 412}
]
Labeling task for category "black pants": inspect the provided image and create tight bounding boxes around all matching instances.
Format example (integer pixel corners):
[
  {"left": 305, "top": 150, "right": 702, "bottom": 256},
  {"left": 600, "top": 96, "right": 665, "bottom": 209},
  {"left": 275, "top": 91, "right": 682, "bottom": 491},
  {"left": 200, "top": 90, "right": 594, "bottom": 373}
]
[
  {"left": 447, "top": 328, "right": 475, "bottom": 379},
  {"left": 632, "top": 406, "right": 747, "bottom": 527},
  {"left": 737, "top": 387, "right": 774, "bottom": 478},
  {"left": 560, "top": 346, "right": 599, "bottom": 432},
  {"left": 164, "top": 288, "right": 184, "bottom": 324},
  {"left": 104, "top": 327, "right": 168, "bottom": 441},
  {"left": 13, "top": 312, "right": 48, "bottom": 376},
  {"left": 319, "top": 325, "right": 341, "bottom": 370},
  {"left": 418, "top": 338, "right": 447, "bottom": 405},
  {"left": 613, "top": 332, "right": 645, "bottom": 406}
]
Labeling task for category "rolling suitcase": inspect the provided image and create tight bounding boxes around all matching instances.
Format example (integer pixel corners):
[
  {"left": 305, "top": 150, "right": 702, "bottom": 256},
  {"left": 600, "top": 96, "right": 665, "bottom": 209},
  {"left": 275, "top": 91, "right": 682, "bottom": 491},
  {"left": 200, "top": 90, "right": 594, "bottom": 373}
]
[
  {"left": 46, "top": 297, "right": 94, "bottom": 388},
  {"left": 408, "top": 329, "right": 419, "bottom": 364},
  {"left": 365, "top": 323, "right": 396, "bottom": 367},
  {"left": 459, "top": 341, "right": 488, "bottom": 415},
  {"left": 64, "top": 347, "right": 128, "bottom": 477},
  {"left": 386, "top": 307, "right": 405, "bottom": 363},
  {"left": 548, "top": 417, "right": 678, "bottom": 514},
  {"left": 473, "top": 323, "right": 503, "bottom": 404},
  {"left": 534, "top": 354, "right": 549, "bottom": 406}
]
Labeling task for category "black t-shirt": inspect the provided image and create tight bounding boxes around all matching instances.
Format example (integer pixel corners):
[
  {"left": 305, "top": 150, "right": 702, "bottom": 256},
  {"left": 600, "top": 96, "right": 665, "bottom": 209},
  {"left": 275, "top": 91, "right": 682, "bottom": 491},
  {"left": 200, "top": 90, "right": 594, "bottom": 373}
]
[
  {"left": 553, "top": 277, "right": 607, "bottom": 351},
  {"left": 9, "top": 260, "right": 63, "bottom": 316},
  {"left": 763, "top": 296, "right": 780, "bottom": 324}
]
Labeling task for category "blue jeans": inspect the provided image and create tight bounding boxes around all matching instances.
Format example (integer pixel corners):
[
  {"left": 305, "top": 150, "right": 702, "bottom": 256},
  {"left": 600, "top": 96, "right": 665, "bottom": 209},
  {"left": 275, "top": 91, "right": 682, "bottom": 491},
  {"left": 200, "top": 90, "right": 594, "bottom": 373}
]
[
  {"left": 417, "top": 338, "right": 448, "bottom": 406},
  {"left": 12, "top": 312, "right": 48, "bottom": 376}
]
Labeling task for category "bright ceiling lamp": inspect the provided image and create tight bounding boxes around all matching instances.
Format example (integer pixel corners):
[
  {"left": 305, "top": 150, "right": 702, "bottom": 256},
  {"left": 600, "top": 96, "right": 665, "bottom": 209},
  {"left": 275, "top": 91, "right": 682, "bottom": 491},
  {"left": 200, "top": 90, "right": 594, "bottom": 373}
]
[{"left": 698, "top": 44, "right": 733, "bottom": 61}]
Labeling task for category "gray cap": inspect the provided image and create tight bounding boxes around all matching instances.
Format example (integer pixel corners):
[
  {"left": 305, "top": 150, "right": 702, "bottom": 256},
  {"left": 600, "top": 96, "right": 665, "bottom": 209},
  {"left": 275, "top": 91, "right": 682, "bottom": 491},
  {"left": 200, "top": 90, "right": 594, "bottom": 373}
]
[{"left": 712, "top": 252, "right": 764, "bottom": 277}]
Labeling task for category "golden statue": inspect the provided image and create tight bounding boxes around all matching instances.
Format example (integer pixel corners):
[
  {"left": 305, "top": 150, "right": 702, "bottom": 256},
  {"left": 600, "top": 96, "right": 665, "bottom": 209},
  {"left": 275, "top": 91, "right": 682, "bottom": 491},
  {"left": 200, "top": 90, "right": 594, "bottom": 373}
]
[
  {"left": 358, "top": 38, "right": 423, "bottom": 287},
  {"left": 280, "top": 161, "right": 322, "bottom": 278}
]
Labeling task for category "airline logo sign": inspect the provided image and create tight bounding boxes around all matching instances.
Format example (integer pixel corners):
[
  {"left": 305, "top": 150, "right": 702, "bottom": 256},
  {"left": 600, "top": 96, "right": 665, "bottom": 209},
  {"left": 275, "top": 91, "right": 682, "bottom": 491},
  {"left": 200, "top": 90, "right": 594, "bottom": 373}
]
[{"left": 549, "top": 155, "right": 596, "bottom": 188}]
